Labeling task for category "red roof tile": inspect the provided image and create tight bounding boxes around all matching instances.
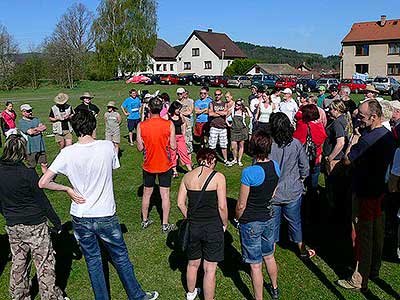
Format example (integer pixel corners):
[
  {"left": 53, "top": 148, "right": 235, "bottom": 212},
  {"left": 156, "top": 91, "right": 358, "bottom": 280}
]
[{"left": 342, "top": 19, "right": 400, "bottom": 43}]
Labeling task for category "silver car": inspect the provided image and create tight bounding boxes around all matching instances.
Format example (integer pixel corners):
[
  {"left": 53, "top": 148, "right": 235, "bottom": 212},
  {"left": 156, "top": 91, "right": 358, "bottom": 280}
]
[
  {"left": 372, "top": 76, "right": 400, "bottom": 95},
  {"left": 227, "top": 76, "right": 252, "bottom": 89},
  {"left": 316, "top": 78, "right": 340, "bottom": 90}
]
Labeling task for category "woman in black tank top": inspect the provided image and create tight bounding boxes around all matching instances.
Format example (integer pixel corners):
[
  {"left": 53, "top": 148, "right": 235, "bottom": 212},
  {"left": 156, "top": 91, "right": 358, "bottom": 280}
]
[{"left": 177, "top": 148, "right": 227, "bottom": 300}]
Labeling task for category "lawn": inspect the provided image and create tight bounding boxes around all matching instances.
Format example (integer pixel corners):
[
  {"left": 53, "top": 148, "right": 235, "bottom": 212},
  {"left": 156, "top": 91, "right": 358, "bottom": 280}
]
[{"left": 0, "top": 81, "right": 398, "bottom": 300}]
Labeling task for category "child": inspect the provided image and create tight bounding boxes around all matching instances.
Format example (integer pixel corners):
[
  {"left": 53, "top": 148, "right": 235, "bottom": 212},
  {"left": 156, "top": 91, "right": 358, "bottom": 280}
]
[{"left": 104, "top": 101, "right": 121, "bottom": 153}]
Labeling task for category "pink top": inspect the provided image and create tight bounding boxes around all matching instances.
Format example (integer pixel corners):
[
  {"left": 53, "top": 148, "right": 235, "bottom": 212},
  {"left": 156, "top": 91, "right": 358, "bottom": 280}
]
[{"left": 1, "top": 110, "right": 16, "bottom": 130}]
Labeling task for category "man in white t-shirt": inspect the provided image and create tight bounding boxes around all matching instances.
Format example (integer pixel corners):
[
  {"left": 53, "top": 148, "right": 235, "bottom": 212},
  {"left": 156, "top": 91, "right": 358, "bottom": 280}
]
[
  {"left": 39, "top": 110, "right": 159, "bottom": 300},
  {"left": 279, "top": 88, "right": 298, "bottom": 124}
]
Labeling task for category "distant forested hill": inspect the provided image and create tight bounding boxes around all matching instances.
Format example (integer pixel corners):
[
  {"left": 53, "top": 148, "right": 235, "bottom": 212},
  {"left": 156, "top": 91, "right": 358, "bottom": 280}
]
[{"left": 174, "top": 42, "right": 340, "bottom": 71}]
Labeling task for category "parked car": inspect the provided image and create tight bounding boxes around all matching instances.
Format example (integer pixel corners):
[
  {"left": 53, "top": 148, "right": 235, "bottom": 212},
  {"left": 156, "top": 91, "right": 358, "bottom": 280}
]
[
  {"left": 125, "top": 74, "right": 151, "bottom": 84},
  {"left": 372, "top": 76, "right": 400, "bottom": 95},
  {"left": 227, "top": 76, "right": 252, "bottom": 88},
  {"left": 145, "top": 74, "right": 162, "bottom": 85},
  {"left": 338, "top": 78, "right": 367, "bottom": 94},
  {"left": 209, "top": 76, "right": 229, "bottom": 87},
  {"left": 159, "top": 74, "right": 179, "bottom": 85},
  {"left": 178, "top": 74, "right": 198, "bottom": 85},
  {"left": 316, "top": 78, "right": 340, "bottom": 90},
  {"left": 295, "top": 78, "right": 317, "bottom": 92},
  {"left": 251, "top": 74, "right": 279, "bottom": 89},
  {"left": 193, "top": 75, "right": 214, "bottom": 87},
  {"left": 275, "top": 77, "right": 297, "bottom": 89}
]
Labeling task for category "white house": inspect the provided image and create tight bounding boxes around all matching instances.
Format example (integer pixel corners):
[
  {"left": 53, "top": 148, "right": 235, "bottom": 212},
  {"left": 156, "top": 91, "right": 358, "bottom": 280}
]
[
  {"left": 176, "top": 29, "right": 247, "bottom": 75},
  {"left": 146, "top": 39, "right": 177, "bottom": 74}
]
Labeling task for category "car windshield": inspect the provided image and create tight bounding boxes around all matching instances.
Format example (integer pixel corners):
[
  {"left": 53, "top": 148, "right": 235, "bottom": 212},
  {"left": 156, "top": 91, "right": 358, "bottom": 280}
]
[
  {"left": 318, "top": 79, "right": 327, "bottom": 84},
  {"left": 252, "top": 75, "right": 262, "bottom": 80},
  {"left": 374, "top": 77, "right": 388, "bottom": 83},
  {"left": 341, "top": 79, "right": 351, "bottom": 83}
]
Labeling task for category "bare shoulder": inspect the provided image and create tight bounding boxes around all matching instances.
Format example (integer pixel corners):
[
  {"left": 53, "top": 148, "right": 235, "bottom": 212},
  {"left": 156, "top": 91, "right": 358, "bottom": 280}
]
[{"left": 214, "top": 171, "right": 226, "bottom": 182}]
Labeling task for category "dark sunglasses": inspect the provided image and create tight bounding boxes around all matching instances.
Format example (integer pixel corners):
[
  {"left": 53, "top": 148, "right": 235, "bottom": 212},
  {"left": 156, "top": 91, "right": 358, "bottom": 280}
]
[
  {"left": 215, "top": 93, "right": 222, "bottom": 96},
  {"left": 25, "top": 109, "right": 32, "bottom": 113},
  {"left": 200, "top": 92, "right": 207, "bottom": 95}
]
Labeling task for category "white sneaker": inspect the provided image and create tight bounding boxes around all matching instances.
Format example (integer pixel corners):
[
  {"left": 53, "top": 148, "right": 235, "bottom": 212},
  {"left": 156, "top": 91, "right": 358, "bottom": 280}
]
[
  {"left": 186, "top": 288, "right": 201, "bottom": 300},
  {"left": 238, "top": 161, "right": 243, "bottom": 166},
  {"left": 230, "top": 159, "right": 237, "bottom": 165},
  {"left": 224, "top": 160, "right": 232, "bottom": 167}
]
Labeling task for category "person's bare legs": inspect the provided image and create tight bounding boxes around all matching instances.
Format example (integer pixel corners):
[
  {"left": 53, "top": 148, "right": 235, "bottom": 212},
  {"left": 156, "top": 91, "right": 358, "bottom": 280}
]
[
  {"left": 249, "top": 262, "right": 264, "bottom": 300},
  {"left": 114, "top": 143, "right": 119, "bottom": 155},
  {"left": 57, "top": 139, "right": 65, "bottom": 150},
  {"left": 263, "top": 254, "right": 278, "bottom": 289},
  {"left": 221, "top": 148, "right": 228, "bottom": 162},
  {"left": 185, "top": 164, "right": 193, "bottom": 171},
  {"left": 187, "top": 259, "right": 201, "bottom": 294},
  {"left": 128, "top": 131, "right": 134, "bottom": 144},
  {"left": 231, "top": 141, "right": 238, "bottom": 161},
  {"left": 142, "top": 186, "right": 153, "bottom": 221},
  {"left": 203, "top": 260, "right": 217, "bottom": 300},
  {"left": 238, "top": 141, "right": 245, "bottom": 163},
  {"left": 40, "top": 163, "right": 48, "bottom": 174},
  {"left": 159, "top": 187, "right": 170, "bottom": 225}
]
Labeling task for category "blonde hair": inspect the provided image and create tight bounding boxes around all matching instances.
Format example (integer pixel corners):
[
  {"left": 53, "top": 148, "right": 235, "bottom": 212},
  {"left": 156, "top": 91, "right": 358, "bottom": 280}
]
[
  {"left": 379, "top": 100, "right": 393, "bottom": 121},
  {"left": 330, "top": 100, "right": 353, "bottom": 136},
  {"left": 1, "top": 134, "right": 27, "bottom": 162}
]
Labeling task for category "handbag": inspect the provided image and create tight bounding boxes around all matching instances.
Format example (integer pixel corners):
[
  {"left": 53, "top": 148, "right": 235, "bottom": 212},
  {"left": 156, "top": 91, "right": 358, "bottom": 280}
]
[
  {"left": 177, "top": 170, "right": 217, "bottom": 253},
  {"left": 304, "top": 124, "right": 317, "bottom": 165}
]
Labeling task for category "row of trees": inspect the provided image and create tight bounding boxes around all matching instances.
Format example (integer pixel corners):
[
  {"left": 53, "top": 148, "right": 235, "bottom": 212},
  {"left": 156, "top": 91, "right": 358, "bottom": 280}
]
[{"left": 0, "top": 0, "right": 157, "bottom": 90}]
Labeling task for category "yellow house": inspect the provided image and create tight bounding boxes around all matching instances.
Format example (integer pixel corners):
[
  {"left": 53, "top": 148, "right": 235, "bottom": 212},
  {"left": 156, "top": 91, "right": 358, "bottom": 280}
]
[{"left": 341, "top": 15, "right": 400, "bottom": 81}]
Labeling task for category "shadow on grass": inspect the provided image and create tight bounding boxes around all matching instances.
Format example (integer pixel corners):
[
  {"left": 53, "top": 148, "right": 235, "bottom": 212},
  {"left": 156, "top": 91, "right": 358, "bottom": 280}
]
[
  {"left": 0, "top": 233, "right": 10, "bottom": 277},
  {"left": 137, "top": 184, "right": 163, "bottom": 224}
]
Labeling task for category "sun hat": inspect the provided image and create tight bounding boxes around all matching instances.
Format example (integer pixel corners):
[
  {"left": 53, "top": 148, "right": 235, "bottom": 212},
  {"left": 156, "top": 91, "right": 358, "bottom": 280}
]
[
  {"left": 390, "top": 100, "right": 400, "bottom": 111},
  {"left": 318, "top": 86, "right": 326, "bottom": 91},
  {"left": 364, "top": 84, "right": 380, "bottom": 94},
  {"left": 282, "top": 88, "right": 292, "bottom": 94},
  {"left": 54, "top": 93, "right": 69, "bottom": 105},
  {"left": 176, "top": 87, "right": 185, "bottom": 94},
  {"left": 106, "top": 101, "right": 118, "bottom": 109},
  {"left": 80, "top": 92, "right": 94, "bottom": 100},
  {"left": 20, "top": 104, "right": 32, "bottom": 111}
]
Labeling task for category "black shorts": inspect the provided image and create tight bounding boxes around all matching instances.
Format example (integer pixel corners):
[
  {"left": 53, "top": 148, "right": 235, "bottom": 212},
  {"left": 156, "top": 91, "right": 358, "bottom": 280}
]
[
  {"left": 127, "top": 119, "right": 140, "bottom": 132},
  {"left": 143, "top": 169, "right": 172, "bottom": 188},
  {"left": 187, "top": 223, "right": 224, "bottom": 262}
]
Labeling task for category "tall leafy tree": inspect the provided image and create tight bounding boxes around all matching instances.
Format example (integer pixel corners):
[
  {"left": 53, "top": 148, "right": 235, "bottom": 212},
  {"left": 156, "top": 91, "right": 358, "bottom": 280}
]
[
  {"left": 93, "top": 0, "right": 157, "bottom": 78},
  {"left": 0, "top": 24, "right": 19, "bottom": 90}
]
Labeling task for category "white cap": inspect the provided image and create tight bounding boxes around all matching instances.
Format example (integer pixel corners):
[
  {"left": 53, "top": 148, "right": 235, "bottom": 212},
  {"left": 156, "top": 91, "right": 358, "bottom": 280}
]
[
  {"left": 176, "top": 87, "right": 185, "bottom": 94},
  {"left": 391, "top": 100, "right": 400, "bottom": 110},
  {"left": 282, "top": 88, "right": 292, "bottom": 94},
  {"left": 20, "top": 104, "right": 32, "bottom": 111}
]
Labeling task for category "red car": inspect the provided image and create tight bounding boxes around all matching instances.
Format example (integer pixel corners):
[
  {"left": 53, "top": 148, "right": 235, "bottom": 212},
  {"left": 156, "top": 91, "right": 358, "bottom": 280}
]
[
  {"left": 125, "top": 74, "right": 151, "bottom": 84},
  {"left": 338, "top": 79, "right": 366, "bottom": 94},
  {"left": 275, "top": 77, "right": 297, "bottom": 89},
  {"left": 159, "top": 74, "right": 179, "bottom": 85},
  {"left": 209, "top": 76, "right": 229, "bottom": 87}
]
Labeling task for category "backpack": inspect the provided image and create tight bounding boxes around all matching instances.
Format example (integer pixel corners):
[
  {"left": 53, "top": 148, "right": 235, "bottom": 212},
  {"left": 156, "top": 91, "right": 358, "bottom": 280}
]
[{"left": 304, "top": 124, "right": 317, "bottom": 164}]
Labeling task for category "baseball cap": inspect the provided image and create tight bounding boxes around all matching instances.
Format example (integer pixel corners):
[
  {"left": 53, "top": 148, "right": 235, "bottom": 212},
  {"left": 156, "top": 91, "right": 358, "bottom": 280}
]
[
  {"left": 391, "top": 100, "right": 400, "bottom": 110},
  {"left": 282, "top": 88, "right": 292, "bottom": 94},
  {"left": 318, "top": 86, "right": 326, "bottom": 91},
  {"left": 20, "top": 104, "right": 32, "bottom": 111},
  {"left": 300, "top": 92, "right": 309, "bottom": 99},
  {"left": 176, "top": 87, "right": 185, "bottom": 94}
]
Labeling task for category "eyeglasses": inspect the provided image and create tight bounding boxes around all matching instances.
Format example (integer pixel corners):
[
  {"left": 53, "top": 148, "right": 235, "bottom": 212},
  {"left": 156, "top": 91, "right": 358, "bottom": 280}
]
[
  {"left": 200, "top": 92, "right": 207, "bottom": 95},
  {"left": 25, "top": 109, "right": 32, "bottom": 113},
  {"left": 177, "top": 93, "right": 183, "bottom": 95},
  {"left": 215, "top": 93, "right": 222, "bottom": 96}
]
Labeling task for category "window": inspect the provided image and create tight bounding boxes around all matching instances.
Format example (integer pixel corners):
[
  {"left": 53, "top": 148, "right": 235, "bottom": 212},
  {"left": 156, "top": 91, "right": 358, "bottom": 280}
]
[
  {"left": 388, "top": 64, "right": 400, "bottom": 75},
  {"left": 156, "top": 64, "right": 162, "bottom": 72},
  {"left": 355, "top": 44, "right": 369, "bottom": 56},
  {"left": 255, "top": 66, "right": 261, "bottom": 73},
  {"left": 192, "top": 48, "right": 200, "bottom": 56},
  {"left": 204, "top": 61, "right": 212, "bottom": 69},
  {"left": 355, "top": 64, "right": 369, "bottom": 74},
  {"left": 163, "top": 64, "right": 167, "bottom": 71},
  {"left": 184, "top": 62, "right": 191, "bottom": 70},
  {"left": 388, "top": 42, "right": 400, "bottom": 55},
  {"left": 170, "top": 64, "right": 174, "bottom": 71}
]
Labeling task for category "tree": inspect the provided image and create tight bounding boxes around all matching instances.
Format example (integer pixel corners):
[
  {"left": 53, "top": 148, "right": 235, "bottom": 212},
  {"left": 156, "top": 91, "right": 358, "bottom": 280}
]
[
  {"left": 0, "top": 24, "right": 19, "bottom": 90},
  {"left": 93, "top": 0, "right": 157, "bottom": 79},
  {"left": 44, "top": 3, "right": 94, "bottom": 87},
  {"left": 224, "top": 59, "right": 257, "bottom": 76},
  {"left": 14, "top": 48, "right": 45, "bottom": 89}
]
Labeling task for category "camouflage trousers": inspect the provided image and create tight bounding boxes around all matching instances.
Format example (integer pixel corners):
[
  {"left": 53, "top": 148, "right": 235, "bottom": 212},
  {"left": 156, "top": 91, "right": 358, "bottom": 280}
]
[
  {"left": 184, "top": 119, "right": 193, "bottom": 154},
  {"left": 5, "top": 222, "right": 64, "bottom": 300}
]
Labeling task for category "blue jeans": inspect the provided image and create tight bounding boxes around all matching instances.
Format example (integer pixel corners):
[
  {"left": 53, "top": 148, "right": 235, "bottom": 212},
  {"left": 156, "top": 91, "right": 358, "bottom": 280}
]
[
  {"left": 72, "top": 215, "right": 146, "bottom": 300},
  {"left": 309, "top": 163, "right": 321, "bottom": 189},
  {"left": 272, "top": 197, "right": 303, "bottom": 243},
  {"left": 239, "top": 219, "right": 275, "bottom": 264}
]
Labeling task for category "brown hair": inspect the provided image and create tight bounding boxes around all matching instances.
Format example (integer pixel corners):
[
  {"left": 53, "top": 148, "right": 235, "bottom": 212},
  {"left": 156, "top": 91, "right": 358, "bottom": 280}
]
[
  {"left": 196, "top": 148, "right": 217, "bottom": 166},
  {"left": 301, "top": 104, "right": 320, "bottom": 123},
  {"left": 249, "top": 130, "right": 273, "bottom": 160},
  {"left": 1, "top": 134, "right": 26, "bottom": 162}
]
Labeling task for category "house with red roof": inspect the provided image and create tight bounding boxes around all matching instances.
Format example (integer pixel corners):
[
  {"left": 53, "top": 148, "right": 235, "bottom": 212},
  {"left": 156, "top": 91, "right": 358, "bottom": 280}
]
[
  {"left": 341, "top": 15, "right": 400, "bottom": 80},
  {"left": 176, "top": 29, "right": 247, "bottom": 75}
]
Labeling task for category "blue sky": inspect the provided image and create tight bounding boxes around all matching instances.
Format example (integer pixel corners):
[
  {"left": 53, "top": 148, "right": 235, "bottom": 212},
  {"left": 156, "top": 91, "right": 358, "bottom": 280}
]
[{"left": 0, "top": 0, "right": 398, "bottom": 56}]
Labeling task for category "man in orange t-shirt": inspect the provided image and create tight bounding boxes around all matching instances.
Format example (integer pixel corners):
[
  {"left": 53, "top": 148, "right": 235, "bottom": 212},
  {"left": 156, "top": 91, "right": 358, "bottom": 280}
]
[{"left": 137, "top": 96, "right": 176, "bottom": 233}]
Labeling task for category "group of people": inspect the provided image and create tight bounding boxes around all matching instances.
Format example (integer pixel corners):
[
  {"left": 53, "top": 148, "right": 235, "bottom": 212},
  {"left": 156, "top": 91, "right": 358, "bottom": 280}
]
[{"left": 0, "top": 81, "right": 400, "bottom": 300}]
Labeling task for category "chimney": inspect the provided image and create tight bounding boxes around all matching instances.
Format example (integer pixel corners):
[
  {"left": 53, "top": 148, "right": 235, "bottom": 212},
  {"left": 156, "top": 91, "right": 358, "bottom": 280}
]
[
  {"left": 207, "top": 28, "right": 213, "bottom": 32},
  {"left": 380, "top": 15, "right": 387, "bottom": 26}
]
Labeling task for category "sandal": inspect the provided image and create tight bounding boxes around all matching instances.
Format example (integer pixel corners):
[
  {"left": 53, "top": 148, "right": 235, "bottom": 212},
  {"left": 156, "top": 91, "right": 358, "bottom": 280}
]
[{"left": 300, "top": 249, "right": 316, "bottom": 261}]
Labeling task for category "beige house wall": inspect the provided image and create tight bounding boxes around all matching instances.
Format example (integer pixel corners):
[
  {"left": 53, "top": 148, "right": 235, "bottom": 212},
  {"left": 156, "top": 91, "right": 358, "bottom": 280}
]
[{"left": 342, "top": 43, "right": 400, "bottom": 81}]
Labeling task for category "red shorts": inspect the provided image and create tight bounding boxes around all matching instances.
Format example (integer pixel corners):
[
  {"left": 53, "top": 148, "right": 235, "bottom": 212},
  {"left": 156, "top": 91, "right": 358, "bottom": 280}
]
[{"left": 194, "top": 122, "right": 209, "bottom": 138}]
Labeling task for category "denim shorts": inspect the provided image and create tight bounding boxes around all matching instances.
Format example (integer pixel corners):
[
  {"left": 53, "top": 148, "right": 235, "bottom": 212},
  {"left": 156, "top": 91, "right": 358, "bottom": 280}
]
[{"left": 239, "top": 219, "right": 275, "bottom": 264}]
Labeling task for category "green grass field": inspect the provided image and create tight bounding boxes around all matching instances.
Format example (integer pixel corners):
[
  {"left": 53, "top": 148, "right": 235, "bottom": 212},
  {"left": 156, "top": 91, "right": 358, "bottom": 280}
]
[{"left": 0, "top": 81, "right": 398, "bottom": 300}]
